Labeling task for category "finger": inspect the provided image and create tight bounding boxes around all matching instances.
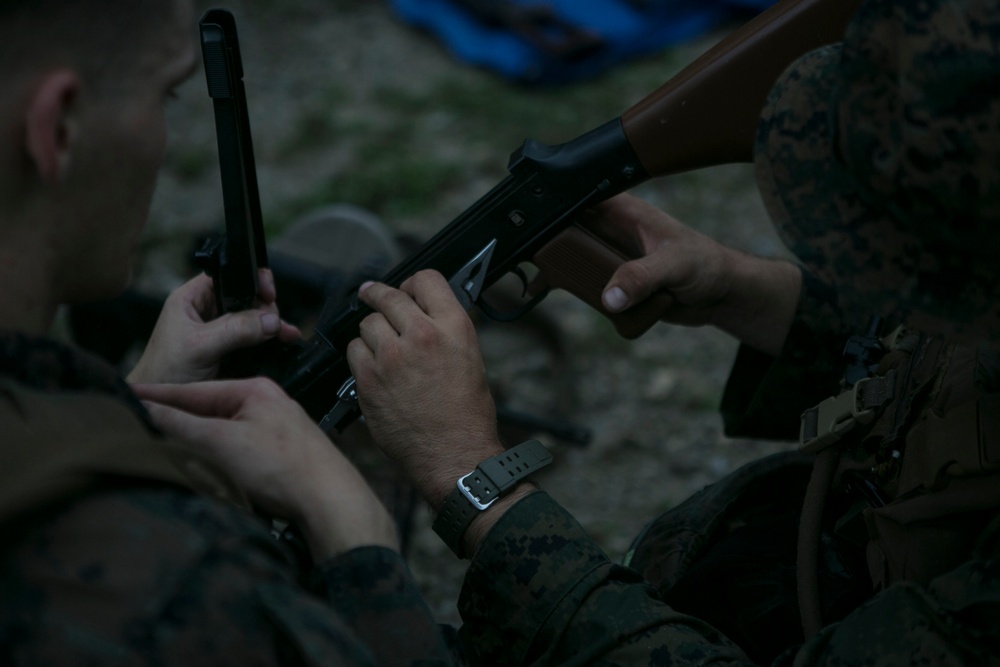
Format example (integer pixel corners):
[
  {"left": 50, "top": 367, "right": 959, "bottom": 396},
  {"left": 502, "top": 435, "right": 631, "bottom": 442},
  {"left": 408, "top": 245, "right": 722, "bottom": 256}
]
[
  {"left": 201, "top": 309, "right": 283, "bottom": 359},
  {"left": 357, "top": 281, "right": 424, "bottom": 334},
  {"left": 578, "top": 196, "right": 645, "bottom": 255},
  {"left": 603, "top": 254, "right": 678, "bottom": 313},
  {"left": 278, "top": 320, "right": 302, "bottom": 342},
  {"left": 345, "top": 337, "right": 375, "bottom": 383},
  {"left": 357, "top": 311, "right": 396, "bottom": 355},
  {"left": 182, "top": 273, "right": 219, "bottom": 320},
  {"left": 253, "top": 297, "right": 301, "bottom": 343},
  {"left": 142, "top": 400, "right": 227, "bottom": 446},
  {"left": 399, "top": 270, "right": 464, "bottom": 319},
  {"left": 133, "top": 380, "right": 254, "bottom": 418},
  {"left": 257, "top": 268, "right": 277, "bottom": 303}
]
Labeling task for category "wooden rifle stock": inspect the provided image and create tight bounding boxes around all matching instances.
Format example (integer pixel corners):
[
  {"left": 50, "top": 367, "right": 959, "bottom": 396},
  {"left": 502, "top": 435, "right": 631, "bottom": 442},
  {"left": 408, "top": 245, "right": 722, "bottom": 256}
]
[{"left": 533, "top": 0, "right": 862, "bottom": 338}]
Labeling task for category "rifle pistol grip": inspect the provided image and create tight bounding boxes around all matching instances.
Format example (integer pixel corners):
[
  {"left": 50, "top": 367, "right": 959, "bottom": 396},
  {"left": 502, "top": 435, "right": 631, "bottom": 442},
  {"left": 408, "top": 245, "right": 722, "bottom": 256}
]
[{"left": 532, "top": 224, "right": 672, "bottom": 339}]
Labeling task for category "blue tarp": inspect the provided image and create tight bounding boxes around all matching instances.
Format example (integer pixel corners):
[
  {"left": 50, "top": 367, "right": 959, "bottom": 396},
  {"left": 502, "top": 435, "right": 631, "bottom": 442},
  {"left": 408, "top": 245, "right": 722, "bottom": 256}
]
[{"left": 390, "top": 0, "right": 778, "bottom": 85}]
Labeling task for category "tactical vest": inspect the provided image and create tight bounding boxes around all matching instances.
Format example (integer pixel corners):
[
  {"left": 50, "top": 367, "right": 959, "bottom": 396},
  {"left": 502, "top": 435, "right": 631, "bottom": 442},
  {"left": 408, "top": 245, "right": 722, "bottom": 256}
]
[{"left": 796, "top": 327, "right": 1000, "bottom": 636}]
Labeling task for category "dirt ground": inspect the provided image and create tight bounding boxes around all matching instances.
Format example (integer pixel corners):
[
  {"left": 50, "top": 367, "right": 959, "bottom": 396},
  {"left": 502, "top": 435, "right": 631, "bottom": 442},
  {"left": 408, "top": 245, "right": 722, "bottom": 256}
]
[{"left": 142, "top": 0, "right": 797, "bottom": 626}]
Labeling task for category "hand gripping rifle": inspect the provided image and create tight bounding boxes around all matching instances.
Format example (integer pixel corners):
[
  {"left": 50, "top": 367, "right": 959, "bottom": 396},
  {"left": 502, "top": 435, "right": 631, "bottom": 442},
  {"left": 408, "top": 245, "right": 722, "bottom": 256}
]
[{"left": 198, "top": 0, "right": 861, "bottom": 434}]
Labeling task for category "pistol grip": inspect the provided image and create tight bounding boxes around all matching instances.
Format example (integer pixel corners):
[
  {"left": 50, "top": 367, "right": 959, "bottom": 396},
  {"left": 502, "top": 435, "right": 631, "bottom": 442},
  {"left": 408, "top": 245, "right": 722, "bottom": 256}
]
[{"left": 533, "top": 224, "right": 672, "bottom": 339}]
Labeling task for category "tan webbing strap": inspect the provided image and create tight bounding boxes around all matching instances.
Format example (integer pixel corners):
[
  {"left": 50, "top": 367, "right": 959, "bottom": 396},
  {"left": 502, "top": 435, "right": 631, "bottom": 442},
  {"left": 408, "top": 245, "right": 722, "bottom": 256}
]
[
  {"left": 799, "top": 371, "right": 897, "bottom": 454},
  {"left": 796, "top": 447, "right": 839, "bottom": 638}
]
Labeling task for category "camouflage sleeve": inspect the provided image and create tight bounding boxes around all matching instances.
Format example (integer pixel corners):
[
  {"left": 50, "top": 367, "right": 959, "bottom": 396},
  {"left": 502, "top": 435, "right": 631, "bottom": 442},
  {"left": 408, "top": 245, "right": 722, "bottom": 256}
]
[
  {"left": 0, "top": 485, "right": 454, "bottom": 667},
  {"left": 457, "top": 491, "right": 754, "bottom": 666},
  {"left": 459, "top": 492, "right": 1000, "bottom": 666},
  {"left": 309, "top": 546, "right": 454, "bottom": 666},
  {"left": 720, "top": 268, "right": 865, "bottom": 440}
]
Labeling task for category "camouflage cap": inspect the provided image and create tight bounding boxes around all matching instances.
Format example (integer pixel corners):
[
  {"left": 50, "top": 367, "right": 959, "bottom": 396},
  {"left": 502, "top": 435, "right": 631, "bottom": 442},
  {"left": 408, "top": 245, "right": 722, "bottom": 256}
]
[{"left": 754, "top": 0, "right": 1000, "bottom": 342}]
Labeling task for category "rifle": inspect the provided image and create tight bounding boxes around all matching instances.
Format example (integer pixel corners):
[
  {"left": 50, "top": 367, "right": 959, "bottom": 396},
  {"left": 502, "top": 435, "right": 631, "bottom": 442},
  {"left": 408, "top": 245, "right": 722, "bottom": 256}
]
[{"left": 199, "top": 0, "right": 861, "bottom": 434}]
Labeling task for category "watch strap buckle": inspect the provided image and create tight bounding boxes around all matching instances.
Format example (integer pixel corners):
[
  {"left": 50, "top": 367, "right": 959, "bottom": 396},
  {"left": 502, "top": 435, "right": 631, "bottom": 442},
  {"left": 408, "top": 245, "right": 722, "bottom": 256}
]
[{"left": 458, "top": 471, "right": 499, "bottom": 510}]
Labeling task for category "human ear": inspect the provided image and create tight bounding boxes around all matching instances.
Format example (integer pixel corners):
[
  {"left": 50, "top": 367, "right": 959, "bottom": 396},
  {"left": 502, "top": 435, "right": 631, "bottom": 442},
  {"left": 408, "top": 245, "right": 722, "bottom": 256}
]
[{"left": 24, "top": 70, "right": 80, "bottom": 185}]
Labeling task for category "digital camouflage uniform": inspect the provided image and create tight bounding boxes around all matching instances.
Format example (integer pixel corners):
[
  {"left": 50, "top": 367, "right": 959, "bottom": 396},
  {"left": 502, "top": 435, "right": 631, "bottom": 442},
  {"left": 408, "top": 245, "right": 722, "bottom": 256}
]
[{"left": 0, "top": 333, "right": 453, "bottom": 666}]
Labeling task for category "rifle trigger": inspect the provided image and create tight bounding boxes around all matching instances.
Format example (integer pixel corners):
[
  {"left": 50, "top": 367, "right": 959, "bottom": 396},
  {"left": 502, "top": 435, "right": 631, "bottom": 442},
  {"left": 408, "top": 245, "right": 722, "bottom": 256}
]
[
  {"left": 510, "top": 266, "right": 530, "bottom": 297},
  {"left": 448, "top": 239, "right": 497, "bottom": 311}
]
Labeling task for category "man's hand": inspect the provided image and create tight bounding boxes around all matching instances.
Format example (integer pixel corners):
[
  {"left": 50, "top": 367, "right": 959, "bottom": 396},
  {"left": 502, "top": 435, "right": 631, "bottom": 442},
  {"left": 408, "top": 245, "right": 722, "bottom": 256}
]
[
  {"left": 127, "top": 270, "right": 301, "bottom": 384},
  {"left": 347, "top": 270, "right": 505, "bottom": 510},
  {"left": 584, "top": 193, "right": 802, "bottom": 356},
  {"left": 134, "top": 378, "right": 398, "bottom": 561}
]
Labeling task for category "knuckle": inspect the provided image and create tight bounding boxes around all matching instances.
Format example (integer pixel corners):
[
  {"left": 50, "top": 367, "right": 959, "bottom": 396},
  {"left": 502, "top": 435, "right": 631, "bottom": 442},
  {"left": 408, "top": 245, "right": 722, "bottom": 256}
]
[
  {"left": 617, "top": 261, "right": 652, "bottom": 290},
  {"left": 409, "top": 319, "right": 440, "bottom": 347},
  {"left": 346, "top": 337, "right": 366, "bottom": 358},
  {"left": 413, "top": 268, "right": 435, "bottom": 283},
  {"left": 410, "top": 269, "right": 443, "bottom": 294},
  {"left": 248, "top": 376, "right": 281, "bottom": 397},
  {"left": 370, "top": 286, "right": 402, "bottom": 311},
  {"left": 359, "top": 312, "right": 385, "bottom": 337},
  {"left": 224, "top": 314, "right": 255, "bottom": 340}
]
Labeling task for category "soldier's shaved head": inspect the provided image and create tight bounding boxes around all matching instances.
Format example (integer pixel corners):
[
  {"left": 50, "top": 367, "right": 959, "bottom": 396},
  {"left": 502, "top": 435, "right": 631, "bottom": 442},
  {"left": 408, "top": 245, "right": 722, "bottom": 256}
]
[{"left": 0, "top": 1, "right": 183, "bottom": 91}]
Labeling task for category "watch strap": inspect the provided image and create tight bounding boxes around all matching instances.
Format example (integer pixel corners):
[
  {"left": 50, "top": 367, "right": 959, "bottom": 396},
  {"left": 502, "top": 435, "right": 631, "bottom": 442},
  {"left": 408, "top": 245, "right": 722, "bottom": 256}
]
[{"left": 432, "top": 439, "right": 552, "bottom": 558}]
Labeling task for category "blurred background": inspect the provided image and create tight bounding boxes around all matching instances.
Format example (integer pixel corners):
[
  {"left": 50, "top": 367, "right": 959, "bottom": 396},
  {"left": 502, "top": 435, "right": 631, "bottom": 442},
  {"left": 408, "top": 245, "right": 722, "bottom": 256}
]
[{"left": 133, "top": 0, "right": 796, "bottom": 624}]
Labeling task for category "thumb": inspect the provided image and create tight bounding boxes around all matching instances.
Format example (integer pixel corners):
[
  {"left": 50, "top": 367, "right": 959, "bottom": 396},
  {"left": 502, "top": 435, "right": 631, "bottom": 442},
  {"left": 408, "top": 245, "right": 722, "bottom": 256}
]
[
  {"left": 202, "top": 310, "right": 281, "bottom": 358},
  {"left": 602, "top": 255, "right": 669, "bottom": 313}
]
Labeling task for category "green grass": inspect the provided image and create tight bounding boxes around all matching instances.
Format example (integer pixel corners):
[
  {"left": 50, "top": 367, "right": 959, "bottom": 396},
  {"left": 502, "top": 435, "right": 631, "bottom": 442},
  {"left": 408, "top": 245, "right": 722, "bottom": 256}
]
[
  {"left": 269, "top": 45, "right": 694, "bottom": 234},
  {"left": 169, "top": 146, "right": 216, "bottom": 183},
  {"left": 265, "top": 155, "right": 464, "bottom": 233}
]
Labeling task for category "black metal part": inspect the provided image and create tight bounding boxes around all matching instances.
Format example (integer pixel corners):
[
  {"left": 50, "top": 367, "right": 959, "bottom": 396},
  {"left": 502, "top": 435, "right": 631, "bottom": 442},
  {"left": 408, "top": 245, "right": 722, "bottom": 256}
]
[
  {"left": 842, "top": 315, "right": 885, "bottom": 387},
  {"left": 278, "top": 119, "right": 650, "bottom": 431},
  {"left": 199, "top": 9, "right": 266, "bottom": 314},
  {"left": 841, "top": 469, "right": 889, "bottom": 508}
]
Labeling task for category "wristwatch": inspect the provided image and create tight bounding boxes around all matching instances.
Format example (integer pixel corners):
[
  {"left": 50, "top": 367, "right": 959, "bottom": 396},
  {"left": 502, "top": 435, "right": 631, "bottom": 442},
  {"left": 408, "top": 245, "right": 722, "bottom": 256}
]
[{"left": 432, "top": 439, "right": 552, "bottom": 558}]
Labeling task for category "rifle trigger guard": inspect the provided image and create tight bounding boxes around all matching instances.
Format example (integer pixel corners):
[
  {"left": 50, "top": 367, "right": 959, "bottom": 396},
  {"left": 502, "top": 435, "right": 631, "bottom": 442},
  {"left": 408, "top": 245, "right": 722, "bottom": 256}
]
[
  {"left": 476, "top": 287, "right": 550, "bottom": 322},
  {"left": 510, "top": 266, "right": 530, "bottom": 297}
]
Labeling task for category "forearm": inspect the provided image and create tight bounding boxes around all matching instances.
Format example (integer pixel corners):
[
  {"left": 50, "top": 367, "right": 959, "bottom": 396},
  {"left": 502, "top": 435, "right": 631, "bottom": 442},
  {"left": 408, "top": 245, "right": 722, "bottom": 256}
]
[
  {"left": 710, "top": 251, "right": 802, "bottom": 357},
  {"left": 720, "top": 268, "right": 862, "bottom": 438}
]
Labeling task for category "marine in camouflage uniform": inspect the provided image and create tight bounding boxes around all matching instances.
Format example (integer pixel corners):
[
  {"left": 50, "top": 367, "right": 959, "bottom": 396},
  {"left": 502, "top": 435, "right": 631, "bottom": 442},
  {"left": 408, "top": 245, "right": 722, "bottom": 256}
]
[
  {"left": 452, "top": 0, "right": 1000, "bottom": 663},
  {"left": 0, "top": 333, "right": 454, "bottom": 665},
  {"left": 0, "top": 0, "right": 452, "bottom": 663}
]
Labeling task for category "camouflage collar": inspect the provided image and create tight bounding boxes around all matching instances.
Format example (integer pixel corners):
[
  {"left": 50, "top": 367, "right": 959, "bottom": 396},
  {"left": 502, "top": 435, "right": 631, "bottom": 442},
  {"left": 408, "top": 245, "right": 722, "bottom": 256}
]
[{"left": 0, "top": 332, "right": 154, "bottom": 430}]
